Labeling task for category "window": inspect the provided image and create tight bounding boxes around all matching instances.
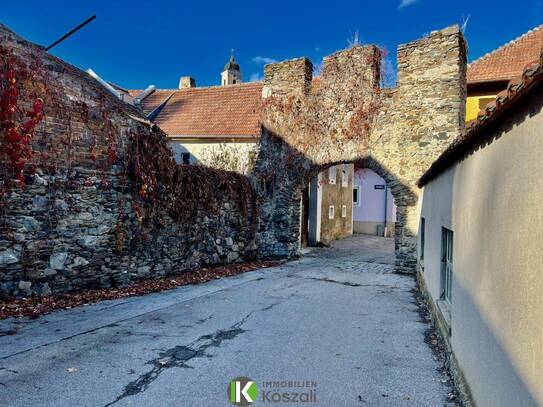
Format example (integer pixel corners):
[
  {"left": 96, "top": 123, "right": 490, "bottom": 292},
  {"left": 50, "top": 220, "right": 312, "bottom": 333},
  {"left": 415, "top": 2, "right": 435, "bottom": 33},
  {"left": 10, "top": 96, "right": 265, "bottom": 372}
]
[
  {"left": 353, "top": 186, "right": 360, "bottom": 206},
  {"left": 420, "top": 217, "right": 425, "bottom": 264},
  {"left": 341, "top": 164, "right": 348, "bottom": 187},
  {"left": 328, "top": 205, "right": 335, "bottom": 219},
  {"left": 440, "top": 228, "right": 453, "bottom": 302},
  {"left": 341, "top": 205, "right": 347, "bottom": 218},
  {"left": 181, "top": 152, "right": 191, "bottom": 165},
  {"left": 329, "top": 166, "right": 337, "bottom": 184},
  {"left": 233, "top": 79, "right": 237, "bottom": 84}
]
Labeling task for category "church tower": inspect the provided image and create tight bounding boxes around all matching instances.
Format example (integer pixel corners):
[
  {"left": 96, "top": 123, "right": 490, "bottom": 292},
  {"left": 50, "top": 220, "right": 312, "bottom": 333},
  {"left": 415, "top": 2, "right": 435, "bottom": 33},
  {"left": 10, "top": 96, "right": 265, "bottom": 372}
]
[{"left": 221, "top": 50, "right": 242, "bottom": 85}]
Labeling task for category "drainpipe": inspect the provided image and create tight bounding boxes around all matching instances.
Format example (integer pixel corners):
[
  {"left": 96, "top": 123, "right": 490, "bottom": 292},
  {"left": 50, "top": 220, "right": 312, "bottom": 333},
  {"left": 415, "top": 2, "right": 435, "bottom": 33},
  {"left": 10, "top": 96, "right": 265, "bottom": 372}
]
[{"left": 383, "top": 185, "right": 388, "bottom": 237}]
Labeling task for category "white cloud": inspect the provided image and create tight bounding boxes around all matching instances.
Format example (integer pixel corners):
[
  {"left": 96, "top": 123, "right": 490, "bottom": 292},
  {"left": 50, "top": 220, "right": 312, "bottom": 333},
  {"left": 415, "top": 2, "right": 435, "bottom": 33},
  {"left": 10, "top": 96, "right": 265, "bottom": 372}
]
[
  {"left": 249, "top": 73, "right": 263, "bottom": 82},
  {"left": 252, "top": 56, "right": 277, "bottom": 65},
  {"left": 398, "top": 0, "right": 420, "bottom": 10}
]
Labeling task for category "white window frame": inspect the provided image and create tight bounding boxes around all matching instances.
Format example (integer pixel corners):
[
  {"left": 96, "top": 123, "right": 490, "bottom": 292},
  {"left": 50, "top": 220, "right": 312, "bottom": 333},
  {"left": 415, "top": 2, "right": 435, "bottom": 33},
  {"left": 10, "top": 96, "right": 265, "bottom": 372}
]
[
  {"left": 353, "top": 185, "right": 360, "bottom": 206},
  {"left": 341, "top": 205, "right": 347, "bottom": 218},
  {"left": 328, "top": 166, "right": 337, "bottom": 185},
  {"left": 341, "top": 164, "right": 348, "bottom": 187},
  {"left": 328, "top": 205, "right": 335, "bottom": 219}
]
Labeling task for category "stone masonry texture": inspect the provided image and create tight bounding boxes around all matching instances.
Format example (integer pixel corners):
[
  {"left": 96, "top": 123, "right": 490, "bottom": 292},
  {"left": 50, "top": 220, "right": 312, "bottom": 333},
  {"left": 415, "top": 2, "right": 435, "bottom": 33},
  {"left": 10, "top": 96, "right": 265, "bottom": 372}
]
[
  {"left": 0, "top": 24, "right": 466, "bottom": 297},
  {"left": 0, "top": 25, "right": 257, "bottom": 298},
  {"left": 253, "top": 25, "right": 466, "bottom": 272}
]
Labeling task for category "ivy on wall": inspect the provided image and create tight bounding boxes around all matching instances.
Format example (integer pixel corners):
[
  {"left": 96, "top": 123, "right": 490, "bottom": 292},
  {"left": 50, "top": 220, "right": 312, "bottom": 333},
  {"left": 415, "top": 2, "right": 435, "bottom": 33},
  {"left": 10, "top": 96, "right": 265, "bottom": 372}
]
[
  {"left": 0, "top": 46, "right": 45, "bottom": 190},
  {"left": 0, "top": 43, "right": 257, "bottom": 246}
]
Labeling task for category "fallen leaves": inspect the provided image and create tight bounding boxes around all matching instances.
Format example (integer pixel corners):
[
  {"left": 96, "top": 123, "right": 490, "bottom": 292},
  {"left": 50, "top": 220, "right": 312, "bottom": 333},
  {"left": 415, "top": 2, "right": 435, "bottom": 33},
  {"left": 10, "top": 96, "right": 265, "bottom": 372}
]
[{"left": 0, "top": 260, "right": 281, "bottom": 320}]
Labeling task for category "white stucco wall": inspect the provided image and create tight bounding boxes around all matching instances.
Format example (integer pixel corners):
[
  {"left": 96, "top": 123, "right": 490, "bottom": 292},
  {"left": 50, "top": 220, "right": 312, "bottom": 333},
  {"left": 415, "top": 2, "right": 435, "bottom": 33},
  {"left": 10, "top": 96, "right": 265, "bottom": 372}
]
[
  {"left": 419, "top": 91, "right": 543, "bottom": 407},
  {"left": 169, "top": 140, "right": 258, "bottom": 174}
]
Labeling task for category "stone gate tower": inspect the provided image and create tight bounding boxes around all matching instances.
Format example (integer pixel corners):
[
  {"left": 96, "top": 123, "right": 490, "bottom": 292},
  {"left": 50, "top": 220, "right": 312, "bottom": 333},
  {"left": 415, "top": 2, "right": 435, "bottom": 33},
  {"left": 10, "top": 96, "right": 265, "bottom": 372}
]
[{"left": 252, "top": 25, "right": 467, "bottom": 273}]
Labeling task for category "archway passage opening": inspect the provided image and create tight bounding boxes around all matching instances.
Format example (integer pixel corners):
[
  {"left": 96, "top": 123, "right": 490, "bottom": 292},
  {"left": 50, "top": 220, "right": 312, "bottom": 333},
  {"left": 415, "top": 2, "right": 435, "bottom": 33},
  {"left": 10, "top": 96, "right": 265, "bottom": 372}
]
[
  {"left": 295, "top": 156, "right": 418, "bottom": 275},
  {"left": 301, "top": 162, "right": 357, "bottom": 248}
]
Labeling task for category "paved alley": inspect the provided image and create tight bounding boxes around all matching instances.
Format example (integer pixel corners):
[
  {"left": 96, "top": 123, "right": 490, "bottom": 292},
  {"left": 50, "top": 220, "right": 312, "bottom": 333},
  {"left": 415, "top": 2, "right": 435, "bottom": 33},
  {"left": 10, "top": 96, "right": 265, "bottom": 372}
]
[{"left": 0, "top": 235, "right": 454, "bottom": 406}]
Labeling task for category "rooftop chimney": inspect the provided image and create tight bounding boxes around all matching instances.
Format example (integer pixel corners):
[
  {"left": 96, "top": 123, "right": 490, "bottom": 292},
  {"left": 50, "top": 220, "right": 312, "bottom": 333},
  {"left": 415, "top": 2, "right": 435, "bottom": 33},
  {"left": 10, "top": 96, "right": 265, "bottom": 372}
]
[{"left": 179, "top": 76, "right": 196, "bottom": 89}]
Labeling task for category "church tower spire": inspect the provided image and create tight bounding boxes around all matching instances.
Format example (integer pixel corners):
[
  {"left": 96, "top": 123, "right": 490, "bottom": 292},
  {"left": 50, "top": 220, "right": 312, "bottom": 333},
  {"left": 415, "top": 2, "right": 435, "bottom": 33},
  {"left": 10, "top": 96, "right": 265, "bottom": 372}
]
[{"left": 221, "top": 49, "right": 242, "bottom": 85}]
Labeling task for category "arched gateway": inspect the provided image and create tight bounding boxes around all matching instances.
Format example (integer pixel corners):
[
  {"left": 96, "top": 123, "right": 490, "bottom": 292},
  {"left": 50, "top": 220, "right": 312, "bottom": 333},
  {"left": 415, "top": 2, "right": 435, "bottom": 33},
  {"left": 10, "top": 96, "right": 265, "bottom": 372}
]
[{"left": 251, "top": 25, "right": 467, "bottom": 274}]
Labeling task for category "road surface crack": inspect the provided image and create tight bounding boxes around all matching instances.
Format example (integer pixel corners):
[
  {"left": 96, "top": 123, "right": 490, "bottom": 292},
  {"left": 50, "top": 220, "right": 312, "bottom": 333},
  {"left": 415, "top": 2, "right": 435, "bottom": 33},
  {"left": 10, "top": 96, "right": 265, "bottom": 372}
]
[
  {"left": 104, "top": 312, "right": 253, "bottom": 406},
  {"left": 293, "top": 275, "right": 366, "bottom": 287}
]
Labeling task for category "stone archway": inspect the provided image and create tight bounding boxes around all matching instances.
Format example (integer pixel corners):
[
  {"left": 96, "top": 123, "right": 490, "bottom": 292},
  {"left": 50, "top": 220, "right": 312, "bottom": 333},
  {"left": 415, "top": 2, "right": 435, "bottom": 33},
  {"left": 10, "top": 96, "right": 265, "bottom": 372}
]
[
  {"left": 251, "top": 25, "right": 467, "bottom": 274},
  {"left": 354, "top": 156, "right": 419, "bottom": 273}
]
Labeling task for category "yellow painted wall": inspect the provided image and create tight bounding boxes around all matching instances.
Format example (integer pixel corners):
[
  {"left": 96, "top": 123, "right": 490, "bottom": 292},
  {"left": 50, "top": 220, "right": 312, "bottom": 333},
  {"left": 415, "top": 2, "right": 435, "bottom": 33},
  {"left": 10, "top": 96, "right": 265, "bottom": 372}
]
[{"left": 466, "top": 95, "right": 496, "bottom": 122}]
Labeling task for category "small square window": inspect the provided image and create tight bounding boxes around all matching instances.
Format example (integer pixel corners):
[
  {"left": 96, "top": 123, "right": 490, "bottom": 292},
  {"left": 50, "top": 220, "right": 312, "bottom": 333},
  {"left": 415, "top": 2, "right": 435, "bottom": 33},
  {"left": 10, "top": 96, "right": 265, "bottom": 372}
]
[
  {"left": 341, "top": 205, "right": 347, "bottom": 218},
  {"left": 328, "top": 205, "right": 335, "bottom": 219},
  {"left": 181, "top": 152, "right": 191, "bottom": 165}
]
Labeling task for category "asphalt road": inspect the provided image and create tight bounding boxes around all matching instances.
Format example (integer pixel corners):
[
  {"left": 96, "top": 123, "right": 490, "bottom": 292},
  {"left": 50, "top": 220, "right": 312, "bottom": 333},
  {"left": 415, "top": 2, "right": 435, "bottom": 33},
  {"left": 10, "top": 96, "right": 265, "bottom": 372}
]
[{"left": 0, "top": 235, "right": 454, "bottom": 406}]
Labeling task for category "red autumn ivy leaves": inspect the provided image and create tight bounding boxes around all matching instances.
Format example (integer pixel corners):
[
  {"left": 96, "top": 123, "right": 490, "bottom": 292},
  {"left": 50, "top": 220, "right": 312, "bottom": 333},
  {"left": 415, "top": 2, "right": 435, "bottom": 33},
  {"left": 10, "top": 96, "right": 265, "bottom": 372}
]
[{"left": 0, "top": 48, "right": 44, "bottom": 187}]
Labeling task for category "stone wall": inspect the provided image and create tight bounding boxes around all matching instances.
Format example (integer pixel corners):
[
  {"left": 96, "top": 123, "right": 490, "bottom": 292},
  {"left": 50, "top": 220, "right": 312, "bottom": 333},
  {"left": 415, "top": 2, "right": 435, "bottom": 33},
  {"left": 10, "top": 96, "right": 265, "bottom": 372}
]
[
  {"left": 253, "top": 25, "right": 466, "bottom": 270},
  {"left": 0, "top": 23, "right": 467, "bottom": 297},
  {"left": 369, "top": 25, "right": 467, "bottom": 272},
  {"left": 0, "top": 25, "right": 257, "bottom": 298}
]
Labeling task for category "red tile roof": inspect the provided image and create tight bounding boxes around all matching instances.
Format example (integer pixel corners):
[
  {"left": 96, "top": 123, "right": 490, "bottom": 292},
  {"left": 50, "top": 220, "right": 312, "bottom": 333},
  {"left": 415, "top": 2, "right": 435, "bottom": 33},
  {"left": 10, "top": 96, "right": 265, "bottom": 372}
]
[
  {"left": 136, "top": 83, "right": 263, "bottom": 137},
  {"left": 418, "top": 48, "right": 543, "bottom": 187},
  {"left": 467, "top": 25, "right": 543, "bottom": 83}
]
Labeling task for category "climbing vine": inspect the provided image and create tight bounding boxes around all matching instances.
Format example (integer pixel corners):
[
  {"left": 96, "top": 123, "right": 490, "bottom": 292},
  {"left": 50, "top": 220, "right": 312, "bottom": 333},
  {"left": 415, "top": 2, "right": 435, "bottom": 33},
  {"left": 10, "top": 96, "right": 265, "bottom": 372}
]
[
  {"left": 0, "top": 46, "right": 45, "bottom": 190},
  {"left": 262, "top": 45, "right": 383, "bottom": 150},
  {"left": 0, "top": 42, "right": 257, "bottom": 252},
  {"left": 255, "top": 45, "right": 385, "bottom": 192},
  {"left": 128, "top": 127, "right": 254, "bottom": 225}
]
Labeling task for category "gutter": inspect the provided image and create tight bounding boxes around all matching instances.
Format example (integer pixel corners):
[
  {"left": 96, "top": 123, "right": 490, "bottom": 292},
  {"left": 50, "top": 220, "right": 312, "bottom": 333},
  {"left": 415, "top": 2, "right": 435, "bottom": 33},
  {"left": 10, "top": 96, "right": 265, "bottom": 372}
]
[{"left": 169, "top": 134, "right": 259, "bottom": 142}]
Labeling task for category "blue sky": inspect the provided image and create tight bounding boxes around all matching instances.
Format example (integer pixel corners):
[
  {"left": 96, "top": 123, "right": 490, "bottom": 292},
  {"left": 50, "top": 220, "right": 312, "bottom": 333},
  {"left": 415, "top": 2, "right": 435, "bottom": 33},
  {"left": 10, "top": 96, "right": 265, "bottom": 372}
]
[{"left": 1, "top": 1, "right": 541, "bottom": 89}]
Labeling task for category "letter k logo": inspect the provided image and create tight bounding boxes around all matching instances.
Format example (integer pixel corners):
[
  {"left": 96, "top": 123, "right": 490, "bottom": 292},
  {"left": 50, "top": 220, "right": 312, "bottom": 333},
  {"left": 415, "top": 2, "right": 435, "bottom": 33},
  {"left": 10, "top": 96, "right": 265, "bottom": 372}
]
[
  {"left": 228, "top": 377, "right": 259, "bottom": 406},
  {"left": 240, "top": 381, "right": 255, "bottom": 402}
]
